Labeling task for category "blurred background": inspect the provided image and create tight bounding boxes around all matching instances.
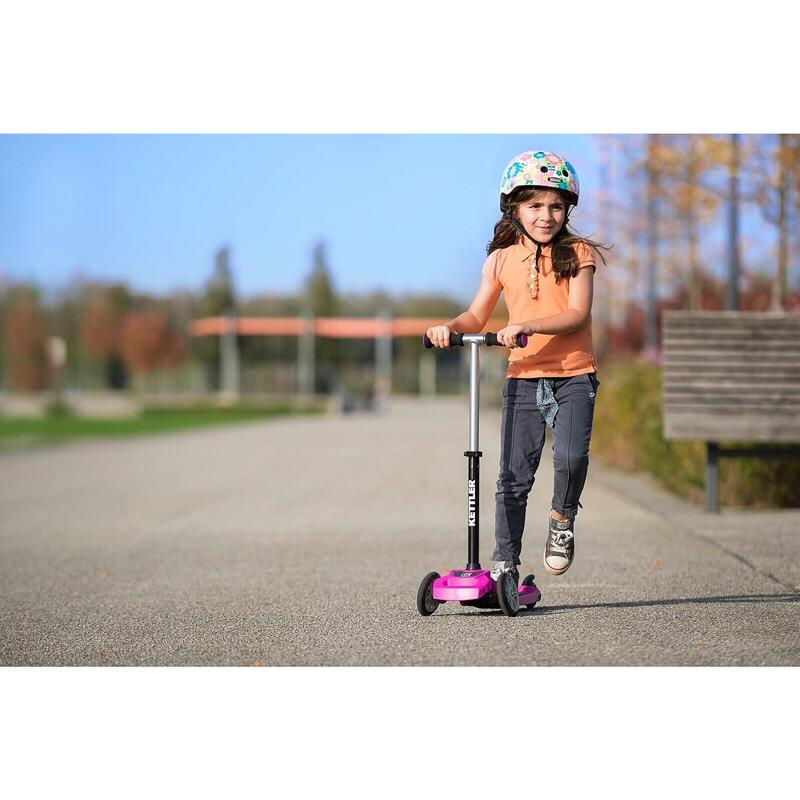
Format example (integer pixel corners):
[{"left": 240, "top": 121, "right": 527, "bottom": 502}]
[{"left": 1, "top": 133, "right": 799, "bottom": 506}]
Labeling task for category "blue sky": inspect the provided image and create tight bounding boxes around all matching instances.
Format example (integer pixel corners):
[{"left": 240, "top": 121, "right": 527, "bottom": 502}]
[
  {"left": 0, "top": 134, "right": 600, "bottom": 303},
  {"left": 0, "top": 134, "right": 784, "bottom": 306}
]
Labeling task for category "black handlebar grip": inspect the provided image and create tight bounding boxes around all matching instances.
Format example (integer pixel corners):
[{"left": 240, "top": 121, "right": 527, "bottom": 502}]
[
  {"left": 485, "top": 332, "right": 528, "bottom": 348},
  {"left": 422, "top": 332, "right": 464, "bottom": 349}
]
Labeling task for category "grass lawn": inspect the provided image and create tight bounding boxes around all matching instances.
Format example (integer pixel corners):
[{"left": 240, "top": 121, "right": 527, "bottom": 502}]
[{"left": 0, "top": 404, "right": 324, "bottom": 450}]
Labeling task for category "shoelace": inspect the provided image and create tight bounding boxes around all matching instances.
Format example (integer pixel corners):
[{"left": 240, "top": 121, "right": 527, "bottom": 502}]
[{"left": 549, "top": 530, "right": 574, "bottom": 551}]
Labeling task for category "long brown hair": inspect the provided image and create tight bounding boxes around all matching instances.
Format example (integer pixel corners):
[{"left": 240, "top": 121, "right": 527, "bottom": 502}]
[{"left": 487, "top": 186, "right": 612, "bottom": 283}]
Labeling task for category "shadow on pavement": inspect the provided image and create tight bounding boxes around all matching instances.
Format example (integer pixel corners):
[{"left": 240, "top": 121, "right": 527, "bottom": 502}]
[
  {"left": 438, "top": 592, "right": 799, "bottom": 617},
  {"left": 528, "top": 591, "right": 800, "bottom": 615}
]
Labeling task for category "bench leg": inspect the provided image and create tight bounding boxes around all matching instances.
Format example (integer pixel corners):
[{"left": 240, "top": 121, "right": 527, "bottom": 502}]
[{"left": 706, "top": 441, "right": 719, "bottom": 513}]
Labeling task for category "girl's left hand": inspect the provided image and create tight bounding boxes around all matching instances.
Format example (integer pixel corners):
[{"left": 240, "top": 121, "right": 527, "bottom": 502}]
[{"left": 496, "top": 323, "right": 532, "bottom": 348}]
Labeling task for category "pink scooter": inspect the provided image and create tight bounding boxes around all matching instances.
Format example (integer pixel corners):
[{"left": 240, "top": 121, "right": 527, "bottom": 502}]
[{"left": 416, "top": 331, "right": 542, "bottom": 618}]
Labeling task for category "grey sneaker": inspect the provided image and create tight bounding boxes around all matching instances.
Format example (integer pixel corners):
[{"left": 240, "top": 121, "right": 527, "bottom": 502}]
[
  {"left": 543, "top": 516, "right": 575, "bottom": 575},
  {"left": 490, "top": 560, "right": 520, "bottom": 587}
]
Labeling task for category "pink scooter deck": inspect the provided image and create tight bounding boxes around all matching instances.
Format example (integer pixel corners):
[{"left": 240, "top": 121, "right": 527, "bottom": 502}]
[{"left": 432, "top": 569, "right": 541, "bottom": 607}]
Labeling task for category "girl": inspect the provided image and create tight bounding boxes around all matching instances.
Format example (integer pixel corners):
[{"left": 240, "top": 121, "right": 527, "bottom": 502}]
[{"left": 426, "top": 150, "right": 610, "bottom": 584}]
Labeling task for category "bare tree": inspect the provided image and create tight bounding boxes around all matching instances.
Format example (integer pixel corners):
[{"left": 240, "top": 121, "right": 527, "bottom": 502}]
[
  {"left": 749, "top": 134, "right": 800, "bottom": 309},
  {"left": 648, "top": 135, "right": 722, "bottom": 310}
]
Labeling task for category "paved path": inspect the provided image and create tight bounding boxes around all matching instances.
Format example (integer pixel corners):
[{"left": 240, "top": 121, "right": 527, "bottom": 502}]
[{"left": 1, "top": 398, "right": 798, "bottom": 666}]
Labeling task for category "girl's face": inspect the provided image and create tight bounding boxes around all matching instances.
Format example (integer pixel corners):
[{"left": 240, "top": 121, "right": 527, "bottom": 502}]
[{"left": 514, "top": 190, "right": 567, "bottom": 244}]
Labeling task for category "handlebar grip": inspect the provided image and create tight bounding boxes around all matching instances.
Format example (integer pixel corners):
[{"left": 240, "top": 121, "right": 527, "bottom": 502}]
[
  {"left": 485, "top": 332, "right": 528, "bottom": 348},
  {"left": 422, "top": 332, "right": 464, "bottom": 349},
  {"left": 423, "top": 332, "right": 528, "bottom": 349}
]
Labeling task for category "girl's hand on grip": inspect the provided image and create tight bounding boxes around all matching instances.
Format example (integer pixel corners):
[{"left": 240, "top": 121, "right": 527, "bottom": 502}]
[
  {"left": 426, "top": 324, "right": 455, "bottom": 349},
  {"left": 496, "top": 323, "right": 526, "bottom": 348}
]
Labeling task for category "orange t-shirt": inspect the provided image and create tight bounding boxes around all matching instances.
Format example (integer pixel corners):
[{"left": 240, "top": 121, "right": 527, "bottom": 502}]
[{"left": 481, "top": 238, "right": 598, "bottom": 378}]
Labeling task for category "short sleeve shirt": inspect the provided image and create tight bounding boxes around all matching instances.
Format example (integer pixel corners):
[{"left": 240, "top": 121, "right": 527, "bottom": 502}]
[{"left": 482, "top": 239, "right": 598, "bottom": 378}]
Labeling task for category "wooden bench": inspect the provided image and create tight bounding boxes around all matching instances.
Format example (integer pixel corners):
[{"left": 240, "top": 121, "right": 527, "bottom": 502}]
[{"left": 662, "top": 311, "right": 800, "bottom": 512}]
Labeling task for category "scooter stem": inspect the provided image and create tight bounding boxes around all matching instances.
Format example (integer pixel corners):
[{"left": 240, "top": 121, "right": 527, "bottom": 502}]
[
  {"left": 468, "top": 340, "right": 480, "bottom": 453},
  {"left": 464, "top": 337, "right": 482, "bottom": 570}
]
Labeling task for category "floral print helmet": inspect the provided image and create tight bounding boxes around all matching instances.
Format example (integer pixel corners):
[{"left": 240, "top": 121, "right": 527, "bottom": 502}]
[{"left": 499, "top": 150, "right": 580, "bottom": 207}]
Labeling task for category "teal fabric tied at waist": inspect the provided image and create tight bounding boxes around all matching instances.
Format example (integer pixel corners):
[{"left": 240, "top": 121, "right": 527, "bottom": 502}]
[{"left": 536, "top": 378, "right": 559, "bottom": 430}]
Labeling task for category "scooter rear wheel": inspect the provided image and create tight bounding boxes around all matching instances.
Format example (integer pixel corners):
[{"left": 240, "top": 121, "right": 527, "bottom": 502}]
[
  {"left": 416, "top": 572, "right": 442, "bottom": 616},
  {"left": 497, "top": 572, "right": 520, "bottom": 617}
]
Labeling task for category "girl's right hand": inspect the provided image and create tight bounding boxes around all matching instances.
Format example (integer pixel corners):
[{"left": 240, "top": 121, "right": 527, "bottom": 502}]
[{"left": 426, "top": 324, "right": 455, "bottom": 349}]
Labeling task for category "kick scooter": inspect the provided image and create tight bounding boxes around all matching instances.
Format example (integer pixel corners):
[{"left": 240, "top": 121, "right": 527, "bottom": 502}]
[{"left": 416, "top": 331, "right": 542, "bottom": 618}]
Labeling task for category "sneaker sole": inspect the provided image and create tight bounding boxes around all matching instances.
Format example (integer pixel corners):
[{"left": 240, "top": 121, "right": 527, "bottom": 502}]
[{"left": 542, "top": 547, "right": 573, "bottom": 576}]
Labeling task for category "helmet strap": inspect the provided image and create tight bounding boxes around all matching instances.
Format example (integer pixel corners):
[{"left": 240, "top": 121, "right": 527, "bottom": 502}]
[
  {"left": 511, "top": 218, "right": 543, "bottom": 271},
  {"left": 511, "top": 217, "right": 537, "bottom": 247}
]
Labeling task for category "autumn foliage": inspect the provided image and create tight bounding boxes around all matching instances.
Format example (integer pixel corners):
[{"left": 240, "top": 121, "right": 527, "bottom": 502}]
[
  {"left": 3, "top": 293, "right": 49, "bottom": 391},
  {"left": 80, "top": 291, "right": 119, "bottom": 357},
  {"left": 118, "top": 309, "right": 185, "bottom": 374},
  {"left": 600, "top": 272, "right": 800, "bottom": 359}
]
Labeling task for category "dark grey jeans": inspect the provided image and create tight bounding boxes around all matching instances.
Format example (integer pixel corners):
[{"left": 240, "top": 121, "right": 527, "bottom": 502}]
[{"left": 491, "top": 372, "right": 600, "bottom": 565}]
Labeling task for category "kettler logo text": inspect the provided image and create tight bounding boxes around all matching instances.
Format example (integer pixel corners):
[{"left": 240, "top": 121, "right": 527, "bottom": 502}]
[{"left": 468, "top": 479, "right": 476, "bottom": 526}]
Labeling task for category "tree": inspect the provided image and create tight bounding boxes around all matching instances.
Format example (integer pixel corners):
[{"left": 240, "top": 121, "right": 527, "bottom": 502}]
[
  {"left": 305, "top": 241, "right": 340, "bottom": 318},
  {"left": 118, "top": 309, "right": 185, "bottom": 375},
  {"left": 612, "top": 135, "right": 663, "bottom": 351},
  {"left": 596, "top": 136, "right": 648, "bottom": 344},
  {"left": 303, "top": 240, "right": 341, "bottom": 392},
  {"left": 749, "top": 134, "right": 800, "bottom": 309},
  {"left": 4, "top": 289, "right": 49, "bottom": 391},
  {"left": 205, "top": 246, "right": 236, "bottom": 316},
  {"left": 79, "top": 283, "right": 132, "bottom": 389},
  {"left": 194, "top": 246, "right": 238, "bottom": 391},
  {"left": 639, "top": 135, "right": 724, "bottom": 310}
]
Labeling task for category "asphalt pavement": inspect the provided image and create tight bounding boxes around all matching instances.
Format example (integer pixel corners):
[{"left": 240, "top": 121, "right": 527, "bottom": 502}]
[{"left": 1, "top": 397, "right": 798, "bottom": 666}]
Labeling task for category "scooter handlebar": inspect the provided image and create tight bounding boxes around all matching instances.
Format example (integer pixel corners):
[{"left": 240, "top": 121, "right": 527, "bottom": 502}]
[{"left": 422, "top": 332, "right": 528, "bottom": 349}]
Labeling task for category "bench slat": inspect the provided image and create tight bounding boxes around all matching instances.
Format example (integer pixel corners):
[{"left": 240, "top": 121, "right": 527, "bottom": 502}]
[
  {"left": 665, "top": 314, "right": 799, "bottom": 321},
  {"left": 664, "top": 341, "right": 800, "bottom": 348},
  {"left": 663, "top": 403, "right": 800, "bottom": 413},
  {"left": 663, "top": 376, "right": 798, "bottom": 388},
  {"left": 664, "top": 322, "right": 799, "bottom": 331},
  {"left": 664, "top": 357, "right": 800, "bottom": 366},
  {"left": 665, "top": 416, "right": 800, "bottom": 442},
  {"left": 665, "top": 393, "right": 800, "bottom": 404}
]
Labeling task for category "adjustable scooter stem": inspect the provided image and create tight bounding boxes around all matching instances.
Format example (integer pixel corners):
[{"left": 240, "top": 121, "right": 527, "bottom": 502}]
[{"left": 422, "top": 332, "right": 528, "bottom": 570}]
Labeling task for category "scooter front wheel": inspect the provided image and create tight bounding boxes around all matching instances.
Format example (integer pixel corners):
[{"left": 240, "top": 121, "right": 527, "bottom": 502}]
[
  {"left": 497, "top": 572, "right": 520, "bottom": 617},
  {"left": 416, "top": 572, "right": 442, "bottom": 616}
]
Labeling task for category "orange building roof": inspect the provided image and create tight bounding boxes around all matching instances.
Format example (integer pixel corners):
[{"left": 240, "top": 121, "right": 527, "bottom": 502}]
[{"left": 188, "top": 317, "right": 507, "bottom": 339}]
